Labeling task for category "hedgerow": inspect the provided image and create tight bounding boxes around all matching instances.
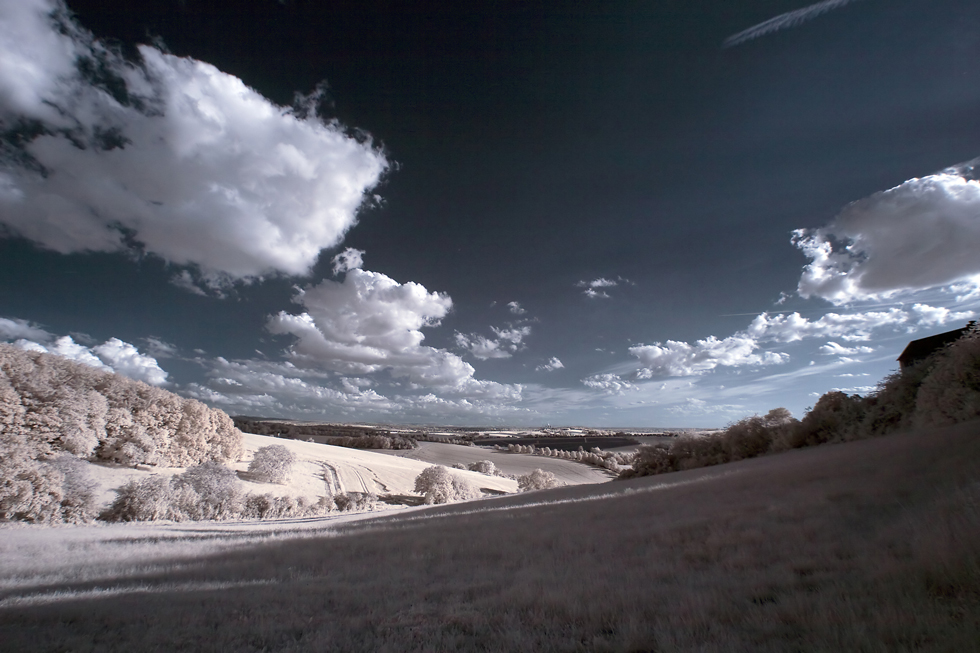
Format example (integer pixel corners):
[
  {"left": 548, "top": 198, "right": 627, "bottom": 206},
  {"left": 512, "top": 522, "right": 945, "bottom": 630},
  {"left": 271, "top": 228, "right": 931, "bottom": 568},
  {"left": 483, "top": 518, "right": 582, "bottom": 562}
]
[{"left": 621, "top": 325, "right": 980, "bottom": 480}]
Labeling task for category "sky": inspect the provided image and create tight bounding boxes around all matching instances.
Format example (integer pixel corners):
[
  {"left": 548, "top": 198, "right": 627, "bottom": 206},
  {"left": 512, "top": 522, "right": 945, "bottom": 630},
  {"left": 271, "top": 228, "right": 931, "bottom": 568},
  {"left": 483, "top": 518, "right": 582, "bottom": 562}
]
[{"left": 2, "top": 0, "right": 980, "bottom": 427}]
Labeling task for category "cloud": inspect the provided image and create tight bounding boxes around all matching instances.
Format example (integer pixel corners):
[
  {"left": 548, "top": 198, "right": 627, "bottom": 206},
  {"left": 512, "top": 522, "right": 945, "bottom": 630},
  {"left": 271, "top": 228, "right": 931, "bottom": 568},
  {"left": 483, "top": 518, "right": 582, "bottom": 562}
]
[
  {"left": 667, "top": 397, "right": 744, "bottom": 416},
  {"left": 630, "top": 334, "right": 789, "bottom": 377},
  {"left": 745, "top": 309, "right": 911, "bottom": 342},
  {"left": 794, "top": 163, "right": 980, "bottom": 304},
  {"left": 189, "top": 354, "right": 527, "bottom": 421},
  {"left": 455, "top": 333, "right": 511, "bottom": 360},
  {"left": 578, "top": 278, "right": 618, "bottom": 299},
  {"left": 536, "top": 357, "right": 564, "bottom": 372},
  {"left": 723, "top": 0, "right": 863, "bottom": 48},
  {"left": 817, "top": 342, "right": 875, "bottom": 356},
  {"left": 331, "top": 247, "right": 364, "bottom": 275},
  {"left": 268, "top": 266, "right": 464, "bottom": 383},
  {"left": 830, "top": 385, "right": 877, "bottom": 395},
  {"left": 0, "top": 316, "right": 52, "bottom": 341},
  {"left": 1, "top": 322, "right": 169, "bottom": 385},
  {"left": 456, "top": 325, "right": 531, "bottom": 361},
  {"left": 0, "top": 0, "right": 387, "bottom": 284},
  {"left": 910, "top": 303, "right": 975, "bottom": 327},
  {"left": 142, "top": 336, "right": 178, "bottom": 358},
  {"left": 265, "top": 262, "right": 525, "bottom": 407},
  {"left": 507, "top": 301, "right": 526, "bottom": 315},
  {"left": 47, "top": 335, "right": 112, "bottom": 370},
  {"left": 578, "top": 278, "right": 617, "bottom": 288},
  {"left": 582, "top": 373, "right": 636, "bottom": 395},
  {"left": 627, "top": 303, "right": 970, "bottom": 379},
  {"left": 92, "top": 337, "right": 169, "bottom": 385}
]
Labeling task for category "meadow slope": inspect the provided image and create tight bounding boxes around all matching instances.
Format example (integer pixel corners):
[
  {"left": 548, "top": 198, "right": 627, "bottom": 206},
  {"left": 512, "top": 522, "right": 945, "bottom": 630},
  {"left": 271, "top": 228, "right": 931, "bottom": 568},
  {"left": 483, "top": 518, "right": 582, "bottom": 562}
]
[
  {"left": 1, "top": 421, "right": 978, "bottom": 651},
  {"left": 73, "top": 432, "right": 520, "bottom": 514}
]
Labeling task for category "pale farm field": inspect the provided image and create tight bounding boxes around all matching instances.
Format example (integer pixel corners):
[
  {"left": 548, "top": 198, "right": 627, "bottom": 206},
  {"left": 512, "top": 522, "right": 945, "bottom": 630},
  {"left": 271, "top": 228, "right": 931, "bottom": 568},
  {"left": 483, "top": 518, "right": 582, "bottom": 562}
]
[{"left": 376, "top": 441, "right": 613, "bottom": 485}]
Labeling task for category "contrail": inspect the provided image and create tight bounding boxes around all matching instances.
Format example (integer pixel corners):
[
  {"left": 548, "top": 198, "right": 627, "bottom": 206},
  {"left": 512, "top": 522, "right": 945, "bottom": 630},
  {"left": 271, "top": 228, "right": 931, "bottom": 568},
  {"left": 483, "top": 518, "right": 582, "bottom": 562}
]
[{"left": 723, "top": 0, "right": 864, "bottom": 48}]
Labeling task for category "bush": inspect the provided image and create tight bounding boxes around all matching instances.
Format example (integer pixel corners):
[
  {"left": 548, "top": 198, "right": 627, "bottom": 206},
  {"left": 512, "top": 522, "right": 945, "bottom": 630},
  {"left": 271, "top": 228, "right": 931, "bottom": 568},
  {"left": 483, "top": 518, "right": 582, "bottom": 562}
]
[
  {"left": 248, "top": 444, "right": 296, "bottom": 484},
  {"left": 468, "top": 460, "right": 498, "bottom": 476},
  {"left": 101, "top": 462, "right": 244, "bottom": 522},
  {"left": 793, "top": 392, "right": 866, "bottom": 447},
  {"left": 47, "top": 455, "right": 98, "bottom": 523},
  {"left": 242, "top": 493, "right": 334, "bottom": 519},
  {"left": 100, "top": 476, "right": 173, "bottom": 522},
  {"left": 414, "top": 466, "right": 478, "bottom": 504},
  {"left": 171, "top": 462, "right": 244, "bottom": 521},
  {"left": 333, "top": 491, "right": 378, "bottom": 512},
  {"left": 619, "top": 444, "right": 676, "bottom": 480},
  {"left": 517, "top": 469, "right": 562, "bottom": 492}
]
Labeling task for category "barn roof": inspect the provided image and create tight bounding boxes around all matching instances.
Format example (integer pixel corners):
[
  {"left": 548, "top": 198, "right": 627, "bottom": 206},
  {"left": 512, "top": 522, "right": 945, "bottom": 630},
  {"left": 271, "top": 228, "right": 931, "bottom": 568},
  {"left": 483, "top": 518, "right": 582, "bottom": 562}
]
[{"left": 898, "top": 322, "right": 976, "bottom": 369}]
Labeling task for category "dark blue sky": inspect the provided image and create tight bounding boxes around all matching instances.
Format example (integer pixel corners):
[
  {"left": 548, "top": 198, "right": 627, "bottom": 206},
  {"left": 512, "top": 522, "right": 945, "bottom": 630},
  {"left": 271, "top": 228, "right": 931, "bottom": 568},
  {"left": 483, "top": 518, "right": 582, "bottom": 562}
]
[{"left": 2, "top": 0, "right": 979, "bottom": 426}]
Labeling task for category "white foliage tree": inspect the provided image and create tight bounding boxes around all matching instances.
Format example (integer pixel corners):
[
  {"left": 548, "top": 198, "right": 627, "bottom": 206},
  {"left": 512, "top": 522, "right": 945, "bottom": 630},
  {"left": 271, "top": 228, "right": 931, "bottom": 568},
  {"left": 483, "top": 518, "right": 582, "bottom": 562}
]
[
  {"left": 0, "top": 343, "right": 246, "bottom": 522},
  {"left": 468, "top": 460, "right": 498, "bottom": 476},
  {"left": 248, "top": 444, "right": 296, "bottom": 484},
  {"left": 414, "top": 465, "right": 479, "bottom": 504},
  {"left": 518, "top": 469, "right": 563, "bottom": 492}
]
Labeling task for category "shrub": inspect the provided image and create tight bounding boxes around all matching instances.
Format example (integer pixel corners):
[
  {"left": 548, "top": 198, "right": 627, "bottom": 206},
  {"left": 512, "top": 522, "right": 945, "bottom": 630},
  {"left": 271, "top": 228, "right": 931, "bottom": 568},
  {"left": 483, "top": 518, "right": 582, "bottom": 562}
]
[
  {"left": 47, "top": 455, "right": 98, "bottom": 523},
  {"left": 619, "top": 444, "right": 676, "bottom": 480},
  {"left": 171, "top": 462, "right": 244, "bottom": 521},
  {"left": 517, "top": 469, "right": 562, "bottom": 492},
  {"left": 100, "top": 476, "right": 173, "bottom": 522},
  {"left": 468, "top": 460, "right": 498, "bottom": 476},
  {"left": 334, "top": 491, "right": 378, "bottom": 512},
  {"left": 793, "top": 391, "right": 866, "bottom": 447},
  {"left": 242, "top": 493, "right": 332, "bottom": 519},
  {"left": 248, "top": 444, "right": 296, "bottom": 484},
  {"left": 414, "top": 465, "right": 478, "bottom": 504}
]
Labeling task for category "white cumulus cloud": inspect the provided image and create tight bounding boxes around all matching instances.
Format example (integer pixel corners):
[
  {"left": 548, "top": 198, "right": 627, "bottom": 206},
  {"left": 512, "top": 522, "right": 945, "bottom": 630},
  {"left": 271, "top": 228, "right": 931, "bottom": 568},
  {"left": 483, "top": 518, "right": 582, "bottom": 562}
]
[
  {"left": 582, "top": 373, "right": 635, "bottom": 395},
  {"left": 1, "top": 322, "right": 169, "bottom": 385},
  {"left": 507, "top": 301, "right": 526, "bottom": 315},
  {"left": 93, "top": 337, "right": 169, "bottom": 386},
  {"left": 268, "top": 266, "right": 462, "bottom": 384},
  {"left": 794, "top": 162, "right": 980, "bottom": 305},
  {"left": 818, "top": 342, "right": 875, "bottom": 356},
  {"left": 630, "top": 334, "right": 789, "bottom": 377},
  {"left": 0, "top": 0, "right": 387, "bottom": 285},
  {"left": 745, "top": 309, "right": 910, "bottom": 342}
]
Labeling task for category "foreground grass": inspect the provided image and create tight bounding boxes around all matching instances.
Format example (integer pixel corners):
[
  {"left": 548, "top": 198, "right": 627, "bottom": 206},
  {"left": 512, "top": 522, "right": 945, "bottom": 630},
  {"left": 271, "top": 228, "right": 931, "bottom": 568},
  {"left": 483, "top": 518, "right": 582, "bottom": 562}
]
[{"left": 2, "top": 421, "right": 979, "bottom": 652}]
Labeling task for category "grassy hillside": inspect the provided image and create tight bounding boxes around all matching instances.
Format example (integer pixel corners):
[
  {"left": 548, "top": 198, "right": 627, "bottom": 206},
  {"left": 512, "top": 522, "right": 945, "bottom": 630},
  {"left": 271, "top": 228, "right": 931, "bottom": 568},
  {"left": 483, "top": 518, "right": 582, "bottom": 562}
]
[{"left": 2, "top": 420, "right": 978, "bottom": 651}]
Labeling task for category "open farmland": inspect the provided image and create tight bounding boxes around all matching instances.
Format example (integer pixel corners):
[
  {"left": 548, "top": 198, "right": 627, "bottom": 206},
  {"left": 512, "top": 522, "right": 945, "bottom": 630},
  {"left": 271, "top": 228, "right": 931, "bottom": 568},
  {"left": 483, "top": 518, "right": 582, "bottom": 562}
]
[
  {"left": 35, "top": 432, "right": 519, "bottom": 521},
  {"left": 2, "top": 421, "right": 978, "bottom": 651}
]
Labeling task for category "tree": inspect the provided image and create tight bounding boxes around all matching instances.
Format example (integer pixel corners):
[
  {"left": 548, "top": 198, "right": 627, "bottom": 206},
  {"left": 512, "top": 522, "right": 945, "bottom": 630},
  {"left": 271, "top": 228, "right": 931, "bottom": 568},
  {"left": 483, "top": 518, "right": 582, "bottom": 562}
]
[
  {"left": 468, "top": 460, "right": 497, "bottom": 476},
  {"left": 170, "top": 462, "right": 244, "bottom": 520},
  {"left": 414, "top": 465, "right": 478, "bottom": 504},
  {"left": 517, "top": 469, "right": 562, "bottom": 492},
  {"left": 248, "top": 444, "right": 296, "bottom": 484}
]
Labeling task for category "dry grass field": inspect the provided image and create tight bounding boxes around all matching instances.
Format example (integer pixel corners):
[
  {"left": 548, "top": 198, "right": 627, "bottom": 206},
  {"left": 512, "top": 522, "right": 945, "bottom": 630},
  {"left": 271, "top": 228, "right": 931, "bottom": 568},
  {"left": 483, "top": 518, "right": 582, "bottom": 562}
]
[{"left": 2, "top": 420, "right": 979, "bottom": 652}]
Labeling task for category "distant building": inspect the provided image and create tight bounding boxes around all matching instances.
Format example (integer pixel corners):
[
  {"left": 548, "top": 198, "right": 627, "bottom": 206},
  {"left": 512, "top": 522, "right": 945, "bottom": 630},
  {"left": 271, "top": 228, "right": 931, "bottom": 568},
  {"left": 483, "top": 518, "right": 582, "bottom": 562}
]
[{"left": 898, "top": 321, "right": 976, "bottom": 370}]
